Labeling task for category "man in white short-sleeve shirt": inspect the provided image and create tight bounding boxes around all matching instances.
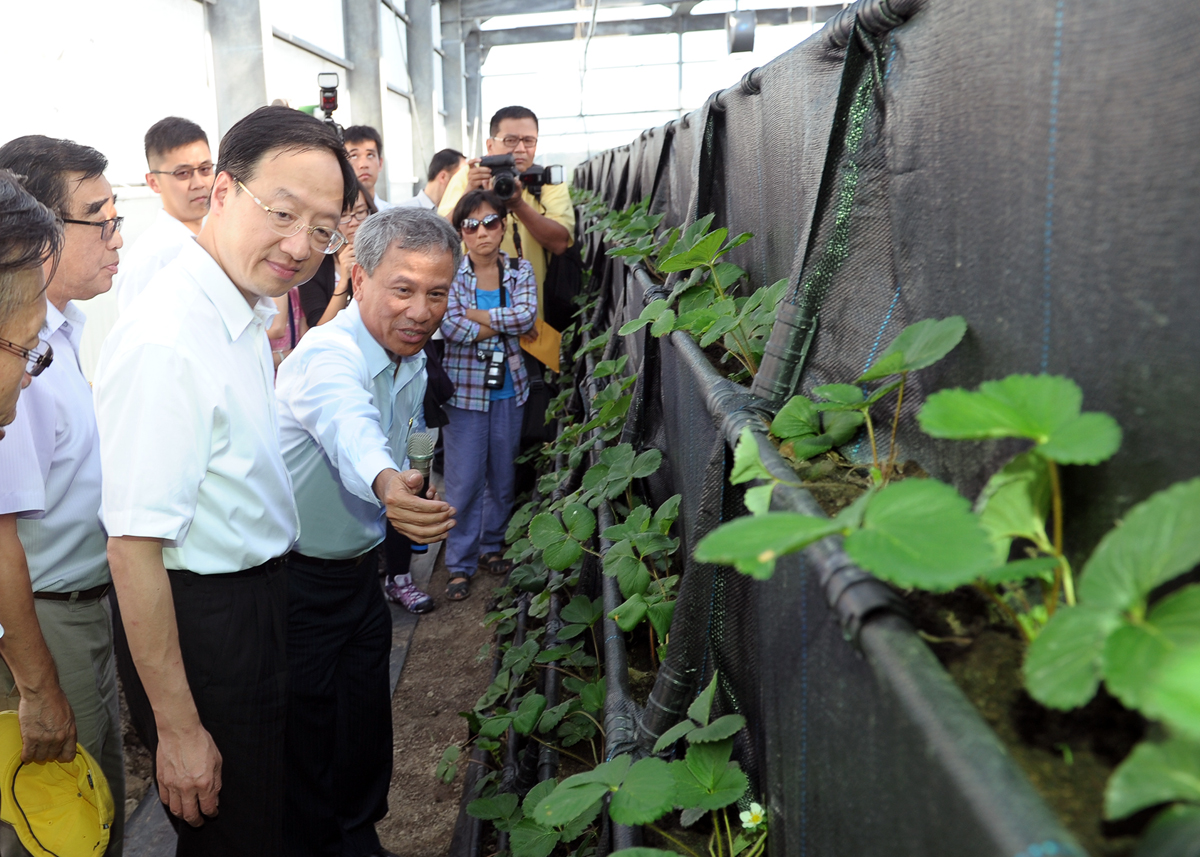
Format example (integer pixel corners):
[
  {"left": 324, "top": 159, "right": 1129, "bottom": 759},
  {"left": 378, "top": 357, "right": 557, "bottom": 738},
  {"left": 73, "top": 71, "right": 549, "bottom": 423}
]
[
  {"left": 94, "top": 106, "right": 354, "bottom": 857},
  {"left": 0, "top": 136, "right": 126, "bottom": 857},
  {"left": 115, "top": 117, "right": 214, "bottom": 313},
  {"left": 274, "top": 207, "right": 457, "bottom": 856}
]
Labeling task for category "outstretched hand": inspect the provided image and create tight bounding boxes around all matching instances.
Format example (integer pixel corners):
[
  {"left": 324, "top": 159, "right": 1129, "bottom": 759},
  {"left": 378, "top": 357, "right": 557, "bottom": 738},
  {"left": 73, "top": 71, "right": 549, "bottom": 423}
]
[{"left": 378, "top": 469, "right": 456, "bottom": 544}]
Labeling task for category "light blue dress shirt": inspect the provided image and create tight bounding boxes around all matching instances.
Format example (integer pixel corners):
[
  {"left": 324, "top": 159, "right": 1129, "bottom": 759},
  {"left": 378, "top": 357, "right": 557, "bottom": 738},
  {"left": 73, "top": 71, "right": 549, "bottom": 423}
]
[
  {"left": 0, "top": 302, "right": 109, "bottom": 592},
  {"left": 275, "top": 301, "right": 427, "bottom": 560}
]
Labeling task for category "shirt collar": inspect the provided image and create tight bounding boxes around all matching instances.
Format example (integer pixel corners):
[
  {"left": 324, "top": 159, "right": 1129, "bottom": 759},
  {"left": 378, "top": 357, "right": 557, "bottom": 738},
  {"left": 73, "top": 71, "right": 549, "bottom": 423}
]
[
  {"left": 155, "top": 208, "right": 197, "bottom": 236},
  {"left": 42, "top": 301, "right": 87, "bottom": 355},
  {"left": 182, "top": 240, "right": 279, "bottom": 341},
  {"left": 345, "top": 300, "right": 427, "bottom": 383}
]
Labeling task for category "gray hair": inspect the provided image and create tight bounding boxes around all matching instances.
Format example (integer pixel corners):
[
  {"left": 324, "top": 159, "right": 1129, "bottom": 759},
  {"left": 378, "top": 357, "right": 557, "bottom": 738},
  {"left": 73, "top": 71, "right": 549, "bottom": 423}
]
[{"left": 354, "top": 207, "right": 462, "bottom": 276}]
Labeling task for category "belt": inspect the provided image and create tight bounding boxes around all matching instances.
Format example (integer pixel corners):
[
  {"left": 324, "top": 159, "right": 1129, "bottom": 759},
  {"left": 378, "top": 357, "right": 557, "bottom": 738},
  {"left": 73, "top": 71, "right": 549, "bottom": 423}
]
[
  {"left": 168, "top": 556, "right": 285, "bottom": 579},
  {"left": 287, "top": 550, "right": 371, "bottom": 570},
  {"left": 34, "top": 583, "right": 112, "bottom": 602}
]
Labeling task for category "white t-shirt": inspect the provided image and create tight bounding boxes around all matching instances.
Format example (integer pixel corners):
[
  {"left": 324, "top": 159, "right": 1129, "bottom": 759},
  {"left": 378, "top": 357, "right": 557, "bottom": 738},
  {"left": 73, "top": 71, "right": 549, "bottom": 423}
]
[
  {"left": 373, "top": 193, "right": 396, "bottom": 211},
  {"left": 114, "top": 209, "right": 197, "bottom": 313},
  {"left": 95, "top": 240, "right": 300, "bottom": 573}
]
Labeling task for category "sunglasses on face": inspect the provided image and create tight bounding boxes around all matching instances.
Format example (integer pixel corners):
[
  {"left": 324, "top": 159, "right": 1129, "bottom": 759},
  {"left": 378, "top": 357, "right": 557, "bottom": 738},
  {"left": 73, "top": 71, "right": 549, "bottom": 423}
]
[{"left": 460, "top": 213, "right": 504, "bottom": 234}]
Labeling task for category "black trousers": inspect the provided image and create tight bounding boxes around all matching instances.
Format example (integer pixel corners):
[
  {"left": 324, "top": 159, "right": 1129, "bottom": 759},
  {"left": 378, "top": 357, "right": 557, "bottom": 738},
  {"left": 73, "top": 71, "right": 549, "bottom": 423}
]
[
  {"left": 113, "top": 561, "right": 289, "bottom": 857},
  {"left": 284, "top": 551, "right": 393, "bottom": 857}
]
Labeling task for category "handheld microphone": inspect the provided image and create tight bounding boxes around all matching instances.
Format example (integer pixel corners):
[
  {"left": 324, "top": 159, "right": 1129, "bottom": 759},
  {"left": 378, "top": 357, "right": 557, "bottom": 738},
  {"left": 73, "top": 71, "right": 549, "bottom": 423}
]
[{"left": 406, "top": 432, "right": 436, "bottom": 555}]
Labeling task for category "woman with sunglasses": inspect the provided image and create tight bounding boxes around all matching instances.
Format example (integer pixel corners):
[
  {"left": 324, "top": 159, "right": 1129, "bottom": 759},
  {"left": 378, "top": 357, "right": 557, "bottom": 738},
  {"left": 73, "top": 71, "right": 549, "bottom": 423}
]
[{"left": 439, "top": 189, "right": 537, "bottom": 600}]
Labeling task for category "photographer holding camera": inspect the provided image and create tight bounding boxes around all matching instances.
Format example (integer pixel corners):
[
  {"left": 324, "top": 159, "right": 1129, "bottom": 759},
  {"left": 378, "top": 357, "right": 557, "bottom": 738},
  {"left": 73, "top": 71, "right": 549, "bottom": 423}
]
[
  {"left": 437, "top": 106, "right": 573, "bottom": 312},
  {"left": 438, "top": 189, "right": 537, "bottom": 600}
]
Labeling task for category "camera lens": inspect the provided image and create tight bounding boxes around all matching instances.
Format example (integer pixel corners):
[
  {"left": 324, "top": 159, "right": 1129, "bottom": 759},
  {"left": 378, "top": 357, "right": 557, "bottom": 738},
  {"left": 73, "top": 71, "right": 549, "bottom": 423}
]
[{"left": 493, "top": 173, "right": 515, "bottom": 198}]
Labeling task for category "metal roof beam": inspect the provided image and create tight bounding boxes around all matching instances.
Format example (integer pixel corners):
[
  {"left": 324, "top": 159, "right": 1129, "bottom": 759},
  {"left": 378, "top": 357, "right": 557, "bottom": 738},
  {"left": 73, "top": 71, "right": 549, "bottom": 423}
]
[
  {"left": 478, "top": 6, "right": 844, "bottom": 48},
  {"left": 463, "top": 0, "right": 669, "bottom": 19}
]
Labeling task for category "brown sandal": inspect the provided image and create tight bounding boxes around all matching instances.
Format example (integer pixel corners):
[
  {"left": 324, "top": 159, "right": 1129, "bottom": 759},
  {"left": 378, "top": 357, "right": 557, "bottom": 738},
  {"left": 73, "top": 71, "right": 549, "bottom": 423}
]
[{"left": 478, "top": 551, "right": 513, "bottom": 577}]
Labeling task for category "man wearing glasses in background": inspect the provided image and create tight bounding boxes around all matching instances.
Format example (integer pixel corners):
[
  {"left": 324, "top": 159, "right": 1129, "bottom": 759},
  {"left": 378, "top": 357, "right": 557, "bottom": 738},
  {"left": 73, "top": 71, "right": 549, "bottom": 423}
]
[
  {"left": 116, "top": 117, "right": 214, "bottom": 312},
  {"left": 0, "top": 137, "right": 127, "bottom": 856},
  {"left": 438, "top": 106, "right": 574, "bottom": 310},
  {"left": 94, "top": 106, "right": 354, "bottom": 857}
]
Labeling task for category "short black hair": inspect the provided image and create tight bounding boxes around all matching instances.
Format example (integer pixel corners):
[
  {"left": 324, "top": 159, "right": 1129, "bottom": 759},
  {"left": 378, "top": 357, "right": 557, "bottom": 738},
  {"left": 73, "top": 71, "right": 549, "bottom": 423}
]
[
  {"left": 427, "top": 149, "right": 465, "bottom": 183},
  {"left": 343, "top": 125, "right": 384, "bottom": 158},
  {"left": 0, "top": 170, "right": 59, "bottom": 326},
  {"left": 489, "top": 106, "right": 538, "bottom": 138},
  {"left": 145, "top": 117, "right": 210, "bottom": 167},
  {"left": 216, "top": 106, "right": 357, "bottom": 212},
  {"left": 452, "top": 188, "right": 508, "bottom": 235},
  {"left": 0, "top": 136, "right": 108, "bottom": 219}
]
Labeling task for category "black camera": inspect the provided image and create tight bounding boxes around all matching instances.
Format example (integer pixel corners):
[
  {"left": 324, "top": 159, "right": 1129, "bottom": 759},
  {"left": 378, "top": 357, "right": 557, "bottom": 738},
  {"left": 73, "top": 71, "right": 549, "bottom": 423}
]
[
  {"left": 479, "top": 154, "right": 563, "bottom": 199},
  {"left": 477, "top": 348, "right": 506, "bottom": 390},
  {"left": 317, "top": 72, "right": 344, "bottom": 143}
]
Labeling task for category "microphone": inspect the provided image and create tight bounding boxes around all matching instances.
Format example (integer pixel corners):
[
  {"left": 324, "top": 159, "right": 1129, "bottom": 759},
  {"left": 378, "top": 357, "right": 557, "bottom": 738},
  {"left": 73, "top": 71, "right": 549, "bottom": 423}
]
[{"left": 406, "top": 432, "right": 436, "bottom": 555}]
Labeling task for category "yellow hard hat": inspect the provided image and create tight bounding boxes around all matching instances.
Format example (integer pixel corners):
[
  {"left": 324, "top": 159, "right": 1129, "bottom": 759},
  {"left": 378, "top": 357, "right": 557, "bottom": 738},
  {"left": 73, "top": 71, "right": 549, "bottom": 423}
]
[{"left": 0, "top": 710, "right": 114, "bottom": 857}]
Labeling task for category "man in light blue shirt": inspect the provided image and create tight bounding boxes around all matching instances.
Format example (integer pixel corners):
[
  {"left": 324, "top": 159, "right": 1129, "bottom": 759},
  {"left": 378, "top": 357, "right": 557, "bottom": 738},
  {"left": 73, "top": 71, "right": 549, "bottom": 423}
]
[
  {"left": 274, "top": 207, "right": 459, "bottom": 857},
  {"left": 0, "top": 136, "right": 126, "bottom": 857}
]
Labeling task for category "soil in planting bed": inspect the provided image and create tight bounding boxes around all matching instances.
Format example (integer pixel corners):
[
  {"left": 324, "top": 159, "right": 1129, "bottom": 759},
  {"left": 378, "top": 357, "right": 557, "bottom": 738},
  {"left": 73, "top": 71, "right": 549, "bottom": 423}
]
[{"left": 905, "top": 587, "right": 1147, "bottom": 857}]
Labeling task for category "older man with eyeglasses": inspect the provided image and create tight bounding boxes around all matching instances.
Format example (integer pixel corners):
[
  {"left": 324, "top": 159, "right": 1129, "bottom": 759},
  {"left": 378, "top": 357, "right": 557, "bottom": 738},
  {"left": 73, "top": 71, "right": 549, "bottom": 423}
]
[
  {"left": 0, "top": 138, "right": 126, "bottom": 857},
  {"left": 93, "top": 106, "right": 354, "bottom": 857},
  {"left": 115, "top": 117, "right": 215, "bottom": 313}
]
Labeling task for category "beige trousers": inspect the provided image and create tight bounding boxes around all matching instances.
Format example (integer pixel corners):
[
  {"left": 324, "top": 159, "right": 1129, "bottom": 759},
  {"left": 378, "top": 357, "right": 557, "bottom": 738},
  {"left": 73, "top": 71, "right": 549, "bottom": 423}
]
[{"left": 0, "top": 594, "right": 125, "bottom": 857}]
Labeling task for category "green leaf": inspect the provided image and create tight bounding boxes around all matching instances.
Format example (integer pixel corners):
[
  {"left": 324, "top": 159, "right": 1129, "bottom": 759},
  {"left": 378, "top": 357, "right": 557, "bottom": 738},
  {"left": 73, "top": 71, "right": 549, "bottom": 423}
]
[
  {"left": 646, "top": 600, "right": 676, "bottom": 640},
  {"left": 1080, "top": 478, "right": 1200, "bottom": 612},
  {"left": 652, "top": 718, "right": 698, "bottom": 753},
  {"left": 618, "top": 299, "right": 670, "bottom": 336},
  {"left": 529, "top": 513, "right": 567, "bottom": 549},
  {"left": 983, "top": 556, "right": 1061, "bottom": 585},
  {"left": 1038, "top": 412, "right": 1123, "bottom": 464},
  {"left": 856, "top": 317, "right": 966, "bottom": 382},
  {"left": 863, "top": 378, "right": 904, "bottom": 406},
  {"left": 918, "top": 374, "right": 1121, "bottom": 464},
  {"left": 538, "top": 701, "right": 571, "bottom": 732},
  {"left": 649, "top": 308, "right": 677, "bottom": 338},
  {"left": 603, "top": 506, "right": 651, "bottom": 541},
  {"left": 543, "top": 539, "right": 583, "bottom": 571},
  {"left": 631, "top": 449, "right": 663, "bottom": 479},
  {"left": 1104, "top": 735, "right": 1200, "bottom": 820},
  {"left": 562, "top": 503, "right": 596, "bottom": 542},
  {"left": 611, "top": 850, "right": 679, "bottom": 857},
  {"left": 468, "top": 793, "right": 520, "bottom": 822},
  {"left": 522, "top": 780, "right": 558, "bottom": 819},
  {"left": 1024, "top": 605, "right": 1121, "bottom": 709},
  {"left": 580, "top": 677, "right": 606, "bottom": 712},
  {"left": 771, "top": 396, "right": 821, "bottom": 441},
  {"left": 436, "top": 745, "right": 460, "bottom": 783},
  {"left": 604, "top": 542, "right": 652, "bottom": 598},
  {"left": 1132, "top": 804, "right": 1200, "bottom": 857},
  {"left": 683, "top": 738, "right": 732, "bottom": 789},
  {"left": 609, "top": 757, "right": 676, "bottom": 825},
  {"left": 559, "top": 797, "right": 603, "bottom": 842},
  {"left": 787, "top": 436, "right": 834, "bottom": 461},
  {"left": 512, "top": 693, "right": 548, "bottom": 734},
  {"left": 1150, "top": 645, "right": 1200, "bottom": 740},
  {"left": 730, "top": 427, "right": 773, "bottom": 485},
  {"left": 822, "top": 409, "right": 865, "bottom": 446},
  {"left": 975, "top": 452, "right": 1052, "bottom": 562},
  {"left": 510, "top": 818, "right": 562, "bottom": 857},
  {"left": 1104, "top": 587, "right": 1200, "bottom": 714},
  {"left": 561, "top": 595, "right": 603, "bottom": 626},
  {"left": 813, "top": 383, "right": 864, "bottom": 405},
  {"left": 743, "top": 484, "right": 774, "bottom": 516},
  {"left": 612, "top": 595, "right": 648, "bottom": 632},
  {"left": 651, "top": 494, "right": 682, "bottom": 532},
  {"left": 688, "top": 674, "right": 719, "bottom": 726},
  {"left": 688, "top": 713, "right": 746, "bottom": 743},
  {"left": 843, "top": 479, "right": 997, "bottom": 591},
  {"left": 659, "top": 228, "right": 727, "bottom": 272},
  {"left": 694, "top": 512, "right": 845, "bottom": 579}
]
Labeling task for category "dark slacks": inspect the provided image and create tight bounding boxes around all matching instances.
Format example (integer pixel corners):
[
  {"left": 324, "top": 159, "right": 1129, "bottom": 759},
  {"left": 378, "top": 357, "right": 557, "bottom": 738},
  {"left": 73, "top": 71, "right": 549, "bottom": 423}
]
[
  {"left": 113, "top": 561, "right": 289, "bottom": 857},
  {"left": 284, "top": 550, "right": 393, "bottom": 857}
]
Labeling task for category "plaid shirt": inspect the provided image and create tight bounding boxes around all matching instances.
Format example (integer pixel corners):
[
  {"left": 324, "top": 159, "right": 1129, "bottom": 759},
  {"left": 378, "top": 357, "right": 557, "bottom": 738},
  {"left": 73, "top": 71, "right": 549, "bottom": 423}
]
[{"left": 441, "top": 252, "right": 537, "bottom": 412}]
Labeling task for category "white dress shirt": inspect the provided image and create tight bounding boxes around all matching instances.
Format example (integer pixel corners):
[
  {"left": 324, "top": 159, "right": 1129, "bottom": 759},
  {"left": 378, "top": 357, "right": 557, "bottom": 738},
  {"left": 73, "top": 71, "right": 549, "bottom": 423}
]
[
  {"left": 94, "top": 239, "right": 300, "bottom": 573},
  {"left": 0, "top": 302, "right": 108, "bottom": 593},
  {"left": 114, "top": 209, "right": 196, "bottom": 313},
  {"left": 397, "top": 190, "right": 435, "bottom": 210},
  {"left": 373, "top": 193, "right": 396, "bottom": 212},
  {"left": 276, "top": 301, "right": 426, "bottom": 560}
]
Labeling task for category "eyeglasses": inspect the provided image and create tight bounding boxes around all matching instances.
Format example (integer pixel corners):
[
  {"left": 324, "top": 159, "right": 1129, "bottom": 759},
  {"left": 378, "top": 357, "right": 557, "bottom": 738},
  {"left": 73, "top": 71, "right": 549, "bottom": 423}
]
[
  {"left": 494, "top": 135, "right": 537, "bottom": 150},
  {"left": 0, "top": 336, "right": 54, "bottom": 377},
  {"left": 61, "top": 216, "right": 123, "bottom": 242},
  {"left": 235, "top": 179, "right": 346, "bottom": 255},
  {"left": 460, "top": 213, "right": 504, "bottom": 234},
  {"left": 340, "top": 208, "right": 371, "bottom": 225},
  {"left": 149, "top": 164, "right": 214, "bottom": 182}
]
